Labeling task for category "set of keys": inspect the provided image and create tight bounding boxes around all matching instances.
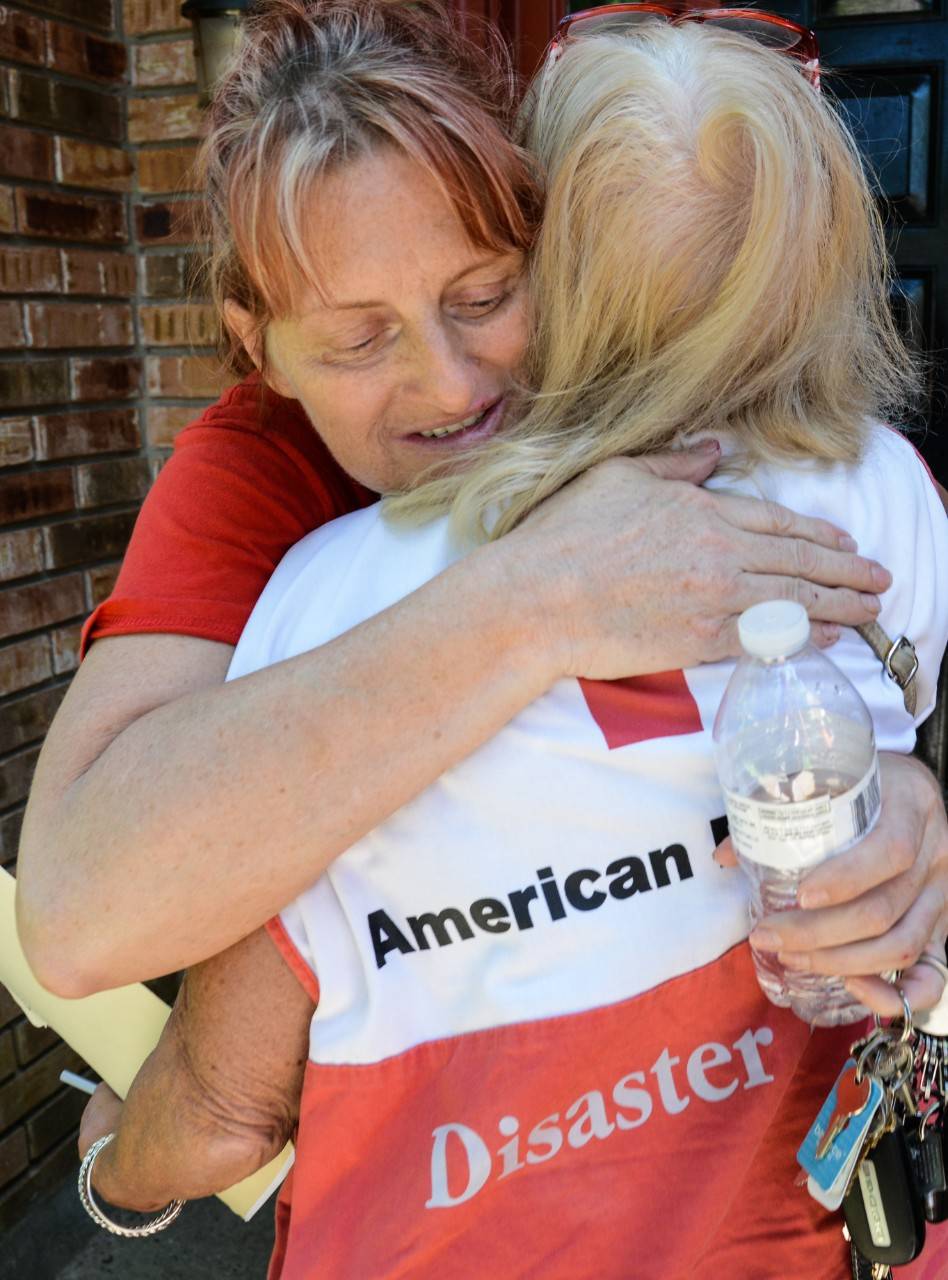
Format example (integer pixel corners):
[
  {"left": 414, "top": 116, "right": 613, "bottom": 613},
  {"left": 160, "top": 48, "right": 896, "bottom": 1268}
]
[{"left": 797, "top": 971, "right": 948, "bottom": 1279}]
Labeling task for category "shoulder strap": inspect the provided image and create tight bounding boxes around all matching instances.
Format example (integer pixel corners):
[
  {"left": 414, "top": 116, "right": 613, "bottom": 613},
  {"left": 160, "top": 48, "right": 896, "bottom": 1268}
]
[{"left": 855, "top": 621, "right": 919, "bottom": 717}]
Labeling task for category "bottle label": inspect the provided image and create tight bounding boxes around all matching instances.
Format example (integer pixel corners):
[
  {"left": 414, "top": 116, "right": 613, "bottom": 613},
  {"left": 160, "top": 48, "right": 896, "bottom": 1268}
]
[{"left": 723, "top": 756, "right": 881, "bottom": 871}]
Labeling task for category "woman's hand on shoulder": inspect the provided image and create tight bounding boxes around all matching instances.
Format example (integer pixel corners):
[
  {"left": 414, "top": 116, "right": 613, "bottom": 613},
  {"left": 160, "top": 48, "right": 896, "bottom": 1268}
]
[
  {"left": 716, "top": 752, "right": 948, "bottom": 1017},
  {"left": 508, "top": 445, "right": 892, "bottom": 681}
]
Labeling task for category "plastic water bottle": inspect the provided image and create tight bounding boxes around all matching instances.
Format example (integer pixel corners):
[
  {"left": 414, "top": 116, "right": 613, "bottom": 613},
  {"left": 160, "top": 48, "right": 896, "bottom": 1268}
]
[{"left": 712, "top": 600, "right": 881, "bottom": 1027}]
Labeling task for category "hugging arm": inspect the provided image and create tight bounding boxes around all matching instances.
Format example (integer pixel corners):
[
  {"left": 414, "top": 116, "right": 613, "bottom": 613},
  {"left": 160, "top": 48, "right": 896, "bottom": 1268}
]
[
  {"left": 17, "top": 450, "right": 888, "bottom": 996},
  {"left": 79, "top": 929, "right": 315, "bottom": 1212}
]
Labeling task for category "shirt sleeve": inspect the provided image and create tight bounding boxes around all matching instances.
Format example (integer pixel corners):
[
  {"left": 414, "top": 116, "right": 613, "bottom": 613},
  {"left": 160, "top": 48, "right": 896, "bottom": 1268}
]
[{"left": 81, "top": 418, "right": 357, "bottom": 656}]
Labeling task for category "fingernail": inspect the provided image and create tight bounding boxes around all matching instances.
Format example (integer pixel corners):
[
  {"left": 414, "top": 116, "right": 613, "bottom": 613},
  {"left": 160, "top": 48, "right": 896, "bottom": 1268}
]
[
  {"left": 838, "top": 534, "right": 858, "bottom": 552},
  {"left": 860, "top": 593, "right": 881, "bottom": 613},
  {"left": 799, "top": 887, "right": 829, "bottom": 909},
  {"left": 750, "top": 929, "right": 780, "bottom": 952},
  {"left": 871, "top": 564, "right": 892, "bottom": 590},
  {"left": 691, "top": 437, "right": 720, "bottom": 453},
  {"left": 820, "top": 626, "right": 841, "bottom": 647}
]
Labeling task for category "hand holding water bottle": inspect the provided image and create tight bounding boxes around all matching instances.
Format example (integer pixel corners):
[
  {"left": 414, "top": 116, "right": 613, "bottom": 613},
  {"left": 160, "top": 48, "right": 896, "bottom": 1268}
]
[{"left": 713, "top": 600, "right": 882, "bottom": 1027}]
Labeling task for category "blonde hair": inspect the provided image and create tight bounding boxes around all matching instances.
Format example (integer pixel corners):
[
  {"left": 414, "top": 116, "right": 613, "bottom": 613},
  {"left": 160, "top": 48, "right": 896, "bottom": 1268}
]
[
  {"left": 392, "top": 22, "right": 918, "bottom": 534},
  {"left": 197, "top": 0, "right": 541, "bottom": 375}
]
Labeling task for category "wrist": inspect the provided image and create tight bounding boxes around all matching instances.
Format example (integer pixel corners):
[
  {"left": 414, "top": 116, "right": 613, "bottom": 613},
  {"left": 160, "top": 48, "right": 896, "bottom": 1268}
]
[{"left": 91, "top": 1135, "right": 168, "bottom": 1214}]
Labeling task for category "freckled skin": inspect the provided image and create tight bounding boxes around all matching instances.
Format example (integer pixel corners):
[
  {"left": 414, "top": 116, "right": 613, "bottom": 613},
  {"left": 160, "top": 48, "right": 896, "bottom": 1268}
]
[{"left": 256, "top": 147, "right": 529, "bottom": 494}]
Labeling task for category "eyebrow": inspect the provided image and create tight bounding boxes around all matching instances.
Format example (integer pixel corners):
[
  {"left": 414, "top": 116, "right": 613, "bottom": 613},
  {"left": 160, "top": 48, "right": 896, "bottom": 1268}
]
[{"left": 306, "top": 254, "right": 521, "bottom": 315}]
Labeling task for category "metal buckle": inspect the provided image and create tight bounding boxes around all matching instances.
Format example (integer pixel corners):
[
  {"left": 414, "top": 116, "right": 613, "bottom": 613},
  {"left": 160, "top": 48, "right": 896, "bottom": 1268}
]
[{"left": 883, "top": 635, "right": 918, "bottom": 689}]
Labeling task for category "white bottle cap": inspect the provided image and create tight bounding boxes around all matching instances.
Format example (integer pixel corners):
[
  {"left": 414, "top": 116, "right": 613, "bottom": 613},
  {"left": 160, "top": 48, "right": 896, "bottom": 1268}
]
[{"left": 738, "top": 600, "right": 810, "bottom": 660}]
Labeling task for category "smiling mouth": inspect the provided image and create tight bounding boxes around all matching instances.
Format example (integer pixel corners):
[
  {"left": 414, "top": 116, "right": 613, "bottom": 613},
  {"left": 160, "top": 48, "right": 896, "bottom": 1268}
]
[{"left": 409, "top": 399, "right": 503, "bottom": 445}]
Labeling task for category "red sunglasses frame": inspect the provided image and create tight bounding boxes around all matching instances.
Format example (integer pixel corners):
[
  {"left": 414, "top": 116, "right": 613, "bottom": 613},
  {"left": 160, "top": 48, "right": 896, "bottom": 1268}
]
[{"left": 548, "top": 3, "right": 820, "bottom": 87}]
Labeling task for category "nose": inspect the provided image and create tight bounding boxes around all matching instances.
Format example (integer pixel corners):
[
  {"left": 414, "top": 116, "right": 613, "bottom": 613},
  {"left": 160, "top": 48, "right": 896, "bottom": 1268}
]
[{"left": 407, "top": 321, "right": 480, "bottom": 418}]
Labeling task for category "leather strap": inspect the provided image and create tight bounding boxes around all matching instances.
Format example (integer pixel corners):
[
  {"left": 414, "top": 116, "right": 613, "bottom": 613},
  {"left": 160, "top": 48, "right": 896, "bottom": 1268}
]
[{"left": 855, "top": 621, "right": 919, "bottom": 717}]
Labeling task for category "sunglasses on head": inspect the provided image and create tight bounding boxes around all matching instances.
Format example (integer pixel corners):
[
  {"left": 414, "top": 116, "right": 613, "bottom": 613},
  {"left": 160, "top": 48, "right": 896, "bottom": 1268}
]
[{"left": 548, "top": 3, "right": 820, "bottom": 87}]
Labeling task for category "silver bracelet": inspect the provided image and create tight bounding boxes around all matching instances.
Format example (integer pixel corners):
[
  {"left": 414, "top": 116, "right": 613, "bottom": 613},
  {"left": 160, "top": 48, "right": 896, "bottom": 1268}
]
[{"left": 78, "top": 1133, "right": 186, "bottom": 1238}]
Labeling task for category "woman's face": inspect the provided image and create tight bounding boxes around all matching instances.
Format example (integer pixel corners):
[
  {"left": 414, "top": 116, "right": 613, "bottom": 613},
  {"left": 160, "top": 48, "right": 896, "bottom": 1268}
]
[{"left": 244, "top": 148, "right": 529, "bottom": 493}]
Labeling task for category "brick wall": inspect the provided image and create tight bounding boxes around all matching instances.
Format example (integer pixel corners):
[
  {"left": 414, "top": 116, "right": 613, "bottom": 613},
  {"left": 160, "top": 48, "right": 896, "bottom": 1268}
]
[
  {"left": 0, "top": 0, "right": 229, "bottom": 1231},
  {"left": 125, "top": 0, "right": 230, "bottom": 451}
]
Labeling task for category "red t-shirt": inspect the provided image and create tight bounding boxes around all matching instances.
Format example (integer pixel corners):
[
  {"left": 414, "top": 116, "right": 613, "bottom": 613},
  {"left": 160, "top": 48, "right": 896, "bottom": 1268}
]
[{"left": 81, "top": 377, "right": 375, "bottom": 655}]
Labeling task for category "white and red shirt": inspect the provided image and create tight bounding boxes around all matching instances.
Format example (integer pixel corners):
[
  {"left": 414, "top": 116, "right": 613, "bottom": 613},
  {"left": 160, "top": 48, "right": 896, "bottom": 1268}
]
[{"left": 227, "top": 423, "right": 948, "bottom": 1280}]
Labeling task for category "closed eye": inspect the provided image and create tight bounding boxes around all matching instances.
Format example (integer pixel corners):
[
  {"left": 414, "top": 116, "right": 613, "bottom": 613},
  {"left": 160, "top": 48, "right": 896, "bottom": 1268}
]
[{"left": 457, "top": 292, "right": 510, "bottom": 316}]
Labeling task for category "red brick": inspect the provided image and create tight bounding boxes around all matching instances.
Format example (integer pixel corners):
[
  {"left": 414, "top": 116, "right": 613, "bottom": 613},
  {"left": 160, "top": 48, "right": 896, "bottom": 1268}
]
[
  {"left": 141, "top": 302, "right": 215, "bottom": 347},
  {"left": 55, "top": 138, "right": 132, "bottom": 191},
  {"left": 140, "top": 249, "right": 202, "bottom": 298},
  {"left": 62, "top": 248, "right": 135, "bottom": 296},
  {"left": 0, "top": 807, "right": 23, "bottom": 867},
  {"left": 0, "top": 361, "right": 69, "bottom": 410},
  {"left": 136, "top": 144, "right": 199, "bottom": 194},
  {"left": 0, "top": 746, "right": 41, "bottom": 808},
  {"left": 0, "top": 468, "right": 73, "bottom": 526},
  {"left": 45, "top": 21, "right": 126, "bottom": 83},
  {"left": 43, "top": 510, "right": 137, "bottom": 569},
  {"left": 0, "top": 9, "right": 45, "bottom": 67},
  {"left": 69, "top": 356, "right": 141, "bottom": 401},
  {"left": 0, "top": 530, "right": 44, "bottom": 583},
  {"left": 133, "top": 37, "right": 194, "bottom": 87},
  {"left": 0, "top": 186, "right": 14, "bottom": 233},
  {"left": 8, "top": 70, "right": 122, "bottom": 142},
  {"left": 0, "top": 1041, "right": 83, "bottom": 1130},
  {"left": 0, "top": 1128, "right": 28, "bottom": 1192},
  {"left": 123, "top": 0, "right": 188, "bottom": 37},
  {"left": 0, "top": 575, "right": 84, "bottom": 639},
  {"left": 15, "top": 189, "right": 125, "bottom": 243},
  {"left": 135, "top": 197, "right": 204, "bottom": 245},
  {"left": 0, "top": 302, "right": 25, "bottom": 349},
  {"left": 127, "top": 92, "right": 200, "bottom": 143},
  {"left": 0, "top": 636, "right": 52, "bottom": 697},
  {"left": 76, "top": 456, "right": 150, "bottom": 508},
  {"left": 0, "top": 419, "right": 33, "bottom": 467},
  {"left": 25, "top": 1085, "right": 85, "bottom": 1160},
  {"left": 0, "top": 124, "right": 53, "bottom": 182},
  {"left": 0, "top": 246, "right": 60, "bottom": 294},
  {"left": 86, "top": 561, "right": 118, "bottom": 604},
  {"left": 0, "top": 1031, "right": 14, "bottom": 1083},
  {"left": 13, "top": 1021, "right": 58, "bottom": 1069},
  {"left": 50, "top": 622, "right": 80, "bottom": 674},
  {"left": 147, "top": 402, "right": 205, "bottom": 446},
  {"left": 0, "top": 988, "right": 18, "bottom": 1028},
  {"left": 0, "top": 686, "right": 65, "bottom": 753},
  {"left": 0, "top": 1131, "right": 82, "bottom": 1235},
  {"left": 25, "top": 301, "right": 132, "bottom": 349},
  {"left": 25, "top": 1, "right": 115, "bottom": 31},
  {"left": 146, "top": 353, "right": 231, "bottom": 398},
  {"left": 33, "top": 407, "right": 139, "bottom": 459}
]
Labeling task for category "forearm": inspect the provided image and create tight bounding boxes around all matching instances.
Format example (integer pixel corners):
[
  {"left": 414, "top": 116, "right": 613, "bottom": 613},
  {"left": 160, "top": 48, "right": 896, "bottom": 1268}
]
[
  {"left": 90, "top": 1025, "right": 285, "bottom": 1211},
  {"left": 18, "top": 539, "right": 558, "bottom": 994},
  {"left": 81, "top": 930, "right": 312, "bottom": 1209}
]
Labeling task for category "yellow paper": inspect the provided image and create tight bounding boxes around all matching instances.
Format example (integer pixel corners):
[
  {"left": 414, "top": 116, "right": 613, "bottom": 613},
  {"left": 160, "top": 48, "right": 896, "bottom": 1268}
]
[{"left": 0, "top": 870, "right": 293, "bottom": 1219}]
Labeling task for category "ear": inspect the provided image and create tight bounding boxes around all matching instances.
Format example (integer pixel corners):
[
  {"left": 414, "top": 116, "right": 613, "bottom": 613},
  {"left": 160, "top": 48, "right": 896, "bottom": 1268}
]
[
  {"left": 222, "top": 298, "right": 265, "bottom": 372},
  {"left": 223, "top": 299, "right": 294, "bottom": 399}
]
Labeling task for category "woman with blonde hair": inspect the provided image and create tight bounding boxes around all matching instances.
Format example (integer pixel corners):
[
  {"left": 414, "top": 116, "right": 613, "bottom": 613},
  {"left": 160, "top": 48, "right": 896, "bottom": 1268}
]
[
  {"left": 18, "top": 0, "right": 948, "bottom": 1018},
  {"left": 75, "top": 14, "right": 948, "bottom": 1280}
]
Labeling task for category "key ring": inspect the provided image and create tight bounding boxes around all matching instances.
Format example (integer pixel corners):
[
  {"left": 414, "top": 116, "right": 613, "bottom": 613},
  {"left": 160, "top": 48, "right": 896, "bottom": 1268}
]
[
  {"left": 892, "top": 983, "right": 914, "bottom": 1044},
  {"left": 914, "top": 952, "right": 948, "bottom": 990},
  {"left": 855, "top": 1029, "right": 889, "bottom": 1083}
]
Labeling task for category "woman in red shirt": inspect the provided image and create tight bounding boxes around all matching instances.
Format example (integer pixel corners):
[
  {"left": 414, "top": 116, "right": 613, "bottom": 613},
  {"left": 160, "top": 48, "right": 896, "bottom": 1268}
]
[{"left": 16, "top": 0, "right": 947, "bottom": 1019}]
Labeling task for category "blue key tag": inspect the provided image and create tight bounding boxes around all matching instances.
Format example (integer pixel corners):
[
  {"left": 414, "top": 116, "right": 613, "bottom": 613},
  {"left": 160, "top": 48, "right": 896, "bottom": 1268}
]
[{"left": 797, "top": 1058, "right": 884, "bottom": 1210}]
